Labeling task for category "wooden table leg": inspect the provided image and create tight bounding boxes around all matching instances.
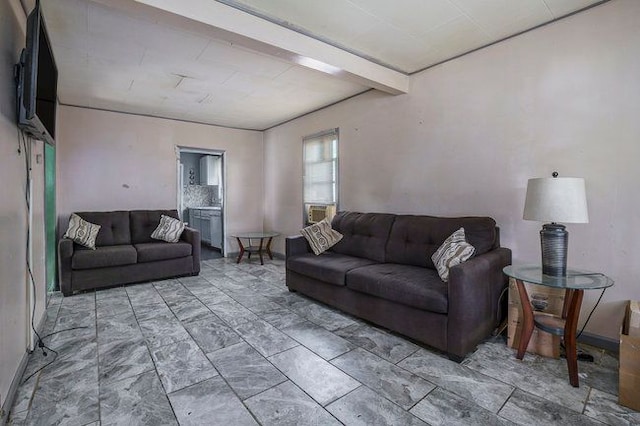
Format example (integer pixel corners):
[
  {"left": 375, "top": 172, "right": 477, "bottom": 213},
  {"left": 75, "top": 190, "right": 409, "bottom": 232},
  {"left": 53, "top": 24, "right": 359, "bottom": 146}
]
[
  {"left": 564, "top": 289, "right": 584, "bottom": 387},
  {"left": 515, "top": 279, "right": 534, "bottom": 360},
  {"left": 258, "top": 238, "right": 264, "bottom": 265},
  {"left": 265, "top": 237, "right": 274, "bottom": 260},
  {"left": 236, "top": 237, "right": 245, "bottom": 264}
]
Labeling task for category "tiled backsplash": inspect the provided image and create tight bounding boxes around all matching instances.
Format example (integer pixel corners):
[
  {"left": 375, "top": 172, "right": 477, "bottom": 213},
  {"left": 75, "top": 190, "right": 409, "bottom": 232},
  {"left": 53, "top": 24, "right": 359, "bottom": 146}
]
[{"left": 184, "top": 185, "right": 218, "bottom": 207}]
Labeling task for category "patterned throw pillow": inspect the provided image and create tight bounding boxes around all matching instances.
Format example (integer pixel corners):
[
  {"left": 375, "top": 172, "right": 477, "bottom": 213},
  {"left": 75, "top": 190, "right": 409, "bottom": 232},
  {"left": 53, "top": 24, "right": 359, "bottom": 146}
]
[
  {"left": 300, "top": 218, "right": 343, "bottom": 255},
  {"left": 151, "top": 215, "right": 185, "bottom": 243},
  {"left": 431, "top": 227, "right": 475, "bottom": 282},
  {"left": 63, "top": 213, "right": 101, "bottom": 250}
]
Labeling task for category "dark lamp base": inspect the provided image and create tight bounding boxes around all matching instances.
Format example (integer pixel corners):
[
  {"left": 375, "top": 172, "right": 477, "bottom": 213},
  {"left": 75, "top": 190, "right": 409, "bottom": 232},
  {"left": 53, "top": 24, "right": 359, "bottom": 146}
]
[{"left": 540, "top": 223, "right": 568, "bottom": 277}]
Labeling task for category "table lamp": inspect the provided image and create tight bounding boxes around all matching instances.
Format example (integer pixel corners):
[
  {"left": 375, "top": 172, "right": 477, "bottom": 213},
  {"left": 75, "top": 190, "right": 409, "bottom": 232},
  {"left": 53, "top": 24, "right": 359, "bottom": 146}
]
[{"left": 523, "top": 172, "right": 589, "bottom": 276}]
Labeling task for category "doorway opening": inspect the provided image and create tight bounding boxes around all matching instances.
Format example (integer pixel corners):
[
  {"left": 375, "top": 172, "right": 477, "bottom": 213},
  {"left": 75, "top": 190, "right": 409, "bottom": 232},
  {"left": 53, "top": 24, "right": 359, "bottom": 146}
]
[{"left": 176, "top": 147, "right": 226, "bottom": 260}]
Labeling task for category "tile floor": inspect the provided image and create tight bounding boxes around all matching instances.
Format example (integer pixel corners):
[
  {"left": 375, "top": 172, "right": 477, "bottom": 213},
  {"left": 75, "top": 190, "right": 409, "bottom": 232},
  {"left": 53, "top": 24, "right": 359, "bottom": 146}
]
[{"left": 8, "top": 257, "right": 640, "bottom": 425}]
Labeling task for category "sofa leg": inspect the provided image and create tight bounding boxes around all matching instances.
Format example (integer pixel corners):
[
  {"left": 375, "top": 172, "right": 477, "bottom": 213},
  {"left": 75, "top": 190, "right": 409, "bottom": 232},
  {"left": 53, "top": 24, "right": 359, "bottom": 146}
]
[
  {"left": 448, "top": 353, "right": 464, "bottom": 363},
  {"left": 287, "top": 287, "right": 297, "bottom": 293}
]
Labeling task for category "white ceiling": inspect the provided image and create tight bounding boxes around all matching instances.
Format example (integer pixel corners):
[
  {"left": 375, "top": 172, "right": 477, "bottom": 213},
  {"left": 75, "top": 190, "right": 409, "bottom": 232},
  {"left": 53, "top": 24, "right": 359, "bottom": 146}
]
[{"left": 39, "top": 0, "right": 603, "bottom": 130}]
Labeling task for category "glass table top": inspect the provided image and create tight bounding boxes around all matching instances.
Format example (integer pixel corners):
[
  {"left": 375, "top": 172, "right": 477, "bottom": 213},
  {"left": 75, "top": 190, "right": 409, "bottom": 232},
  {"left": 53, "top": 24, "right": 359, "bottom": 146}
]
[
  {"left": 503, "top": 264, "right": 614, "bottom": 290},
  {"left": 232, "top": 231, "right": 279, "bottom": 239}
]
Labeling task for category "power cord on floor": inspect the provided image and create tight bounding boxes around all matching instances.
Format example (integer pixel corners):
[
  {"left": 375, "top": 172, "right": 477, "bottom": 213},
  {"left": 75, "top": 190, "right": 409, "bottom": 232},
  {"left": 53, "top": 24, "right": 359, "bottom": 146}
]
[{"left": 19, "top": 131, "right": 59, "bottom": 383}]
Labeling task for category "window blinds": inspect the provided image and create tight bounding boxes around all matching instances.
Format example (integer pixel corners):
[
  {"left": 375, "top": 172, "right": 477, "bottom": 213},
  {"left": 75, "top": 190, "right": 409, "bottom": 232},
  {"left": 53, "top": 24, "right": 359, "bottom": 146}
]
[{"left": 303, "top": 129, "right": 338, "bottom": 205}]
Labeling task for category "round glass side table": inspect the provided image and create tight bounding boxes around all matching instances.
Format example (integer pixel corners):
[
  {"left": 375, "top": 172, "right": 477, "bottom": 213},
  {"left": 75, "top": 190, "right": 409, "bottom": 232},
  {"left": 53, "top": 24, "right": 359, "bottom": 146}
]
[
  {"left": 503, "top": 264, "right": 613, "bottom": 387},
  {"left": 232, "top": 231, "right": 279, "bottom": 265}
]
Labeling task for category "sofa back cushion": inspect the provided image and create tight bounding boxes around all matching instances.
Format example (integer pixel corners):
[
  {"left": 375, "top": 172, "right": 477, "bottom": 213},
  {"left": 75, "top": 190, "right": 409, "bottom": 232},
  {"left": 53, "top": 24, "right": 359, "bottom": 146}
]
[
  {"left": 74, "top": 211, "right": 131, "bottom": 246},
  {"left": 386, "top": 215, "right": 497, "bottom": 269},
  {"left": 330, "top": 212, "right": 396, "bottom": 263},
  {"left": 130, "top": 210, "right": 180, "bottom": 244}
]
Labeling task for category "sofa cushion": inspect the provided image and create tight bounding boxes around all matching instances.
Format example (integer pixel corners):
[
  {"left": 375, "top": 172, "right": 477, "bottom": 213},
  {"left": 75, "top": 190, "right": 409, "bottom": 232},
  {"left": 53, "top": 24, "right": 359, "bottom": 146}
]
[
  {"left": 135, "top": 242, "right": 192, "bottom": 263},
  {"left": 386, "top": 215, "right": 496, "bottom": 269},
  {"left": 287, "top": 252, "right": 379, "bottom": 286},
  {"left": 72, "top": 245, "right": 137, "bottom": 270},
  {"left": 151, "top": 215, "right": 186, "bottom": 243},
  {"left": 300, "top": 218, "right": 343, "bottom": 255},
  {"left": 330, "top": 212, "right": 396, "bottom": 263},
  {"left": 75, "top": 211, "right": 131, "bottom": 246},
  {"left": 346, "top": 263, "right": 449, "bottom": 314},
  {"left": 130, "top": 210, "right": 180, "bottom": 244},
  {"left": 64, "top": 213, "right": 101, "bottom": 250}
]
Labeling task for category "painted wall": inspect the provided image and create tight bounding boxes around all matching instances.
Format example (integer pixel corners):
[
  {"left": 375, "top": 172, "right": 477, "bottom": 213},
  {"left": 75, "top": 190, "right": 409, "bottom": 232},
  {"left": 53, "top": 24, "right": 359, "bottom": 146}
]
[
  {"left": 0, "top": 0, "right": 47, "bottom": 414},
  {"left": 264, "top": 0, "right": 640, "bottom": 340},
  {"left": 56, "top": 106, "right": 264, "bottom": 253}
]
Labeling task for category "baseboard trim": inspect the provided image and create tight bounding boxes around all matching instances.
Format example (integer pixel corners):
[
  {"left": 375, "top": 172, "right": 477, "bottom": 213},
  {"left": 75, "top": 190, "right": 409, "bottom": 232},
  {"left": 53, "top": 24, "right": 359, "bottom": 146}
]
[{"left": 578, "top": 331, "right": 620, "bottom": 353}]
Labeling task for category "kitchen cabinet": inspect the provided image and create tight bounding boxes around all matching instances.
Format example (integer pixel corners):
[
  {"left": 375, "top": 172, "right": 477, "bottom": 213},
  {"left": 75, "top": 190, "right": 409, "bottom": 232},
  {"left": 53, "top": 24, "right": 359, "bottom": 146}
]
[
  {"left": 189, "top": 208, "right": 222, "bottom": 249},
  {"left": 200, "top": 155, "right": 221, "bottom": 186}
]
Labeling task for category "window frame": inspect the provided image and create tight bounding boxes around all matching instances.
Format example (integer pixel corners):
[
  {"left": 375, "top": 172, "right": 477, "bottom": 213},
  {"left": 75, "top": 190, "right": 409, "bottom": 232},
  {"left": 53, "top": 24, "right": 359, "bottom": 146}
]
[{"left": 302, "top": 128, "right": 339, "bottom": 224}]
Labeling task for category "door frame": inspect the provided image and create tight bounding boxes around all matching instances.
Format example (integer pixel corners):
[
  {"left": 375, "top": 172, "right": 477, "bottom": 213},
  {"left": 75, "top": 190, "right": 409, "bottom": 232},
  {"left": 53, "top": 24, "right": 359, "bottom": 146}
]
[{"left": 176, "top": 146, "right": 227, "bottom": 256}]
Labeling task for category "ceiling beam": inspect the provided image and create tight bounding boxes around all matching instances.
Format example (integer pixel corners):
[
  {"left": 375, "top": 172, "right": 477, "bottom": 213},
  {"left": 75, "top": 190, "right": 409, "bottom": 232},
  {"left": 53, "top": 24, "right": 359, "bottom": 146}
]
[{"left": 133, "top": 0, "right": 409, "bottom": 95}]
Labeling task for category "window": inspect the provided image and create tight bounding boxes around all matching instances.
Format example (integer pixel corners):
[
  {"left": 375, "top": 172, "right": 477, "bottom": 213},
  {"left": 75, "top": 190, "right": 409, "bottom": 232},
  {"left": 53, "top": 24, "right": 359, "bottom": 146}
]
[{"left": 303, "top": 129, "right": 338, "bottom": 222}]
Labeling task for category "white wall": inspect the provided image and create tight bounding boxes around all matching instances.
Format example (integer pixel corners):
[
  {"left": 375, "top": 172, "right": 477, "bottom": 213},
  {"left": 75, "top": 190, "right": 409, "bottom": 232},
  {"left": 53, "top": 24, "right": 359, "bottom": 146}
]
[
  {"left": 56, "top": 106, "right": 264, "bottom": 253},
  {"left": 0, "top": 0, "right": 47, "bottom": 413},
  {"left": 264, "top": 0, "right": 640, "bottom": 340}
]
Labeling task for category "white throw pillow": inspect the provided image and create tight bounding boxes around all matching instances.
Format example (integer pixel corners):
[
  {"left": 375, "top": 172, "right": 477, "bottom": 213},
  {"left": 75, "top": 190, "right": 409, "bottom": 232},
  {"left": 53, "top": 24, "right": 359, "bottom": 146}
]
[
  {"left": 151, "top": 215, "right": 185, "bottom": 243},
  {"left": 431, "top": 227, "right": 475, "bottom": 282},
  {"left": 63, "top": 213, "right": 101, "bottom": 250},
  {"left": 300, "top": 218, "right": 343, "bottom": 255}
]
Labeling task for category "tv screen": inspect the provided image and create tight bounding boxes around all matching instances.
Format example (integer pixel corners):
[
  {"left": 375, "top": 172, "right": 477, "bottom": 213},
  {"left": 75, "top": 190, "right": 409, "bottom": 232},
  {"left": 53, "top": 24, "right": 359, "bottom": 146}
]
[{"left": 17, "top": 1, "right": 58, "bottom": 145}]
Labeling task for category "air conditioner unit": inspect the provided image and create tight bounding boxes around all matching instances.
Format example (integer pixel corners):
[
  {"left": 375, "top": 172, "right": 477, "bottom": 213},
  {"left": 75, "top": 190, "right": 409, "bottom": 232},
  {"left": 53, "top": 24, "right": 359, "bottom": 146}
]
[{"left": 307, "top": 205, "right": 337, "bottom": 224}]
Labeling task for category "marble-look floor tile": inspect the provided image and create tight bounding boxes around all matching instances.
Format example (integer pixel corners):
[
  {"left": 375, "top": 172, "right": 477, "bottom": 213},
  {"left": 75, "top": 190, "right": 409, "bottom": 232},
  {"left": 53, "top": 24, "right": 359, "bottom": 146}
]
[
  {"left": 99, "top": 339, "right": 154, "bottom": 383},
  {"left": 168, "top": 376, "right": 258, "bottom": 426},
  {"left": 167, "top": 297, "right": 212, "bottom": 323},
  {"left": 55, "top": 308, "right": 96, "bottom": 329},
  {"left": 138, "top": 313, "right": 191, "bottom": 349},
  {"left": 336, "top": 323, "right": 420, "bottom": 364},
  {"left": 100, "top": 370, "right": 177, "bottom": 426},
  {"left": 268, "top": 346, "right": 360, "bottom": 406},
  {"left": 584, "top": 389, "right": 640, "bottom": 426},
  {"left": 233, "top": 319, "right": 299, "bottom": 357},
  {"left": 8, "top": 408, "right": 27, "bottom": 425},
  {"left": 245, "top": 381, "right": 341, "bottom": 425},
  {"left": 410, "top": 387, "right": 514, "bottom": 426},
  {"left": 97, "top": 313, "right": 144, "bottom": 344},
  {"left": 259, "top": 306, "right": 308, "bottom": 330},
  {"left": 125, "top": 283, "right": 165, "bottom": 307},
  {"left": 150, "top": 339, "right": 218, "bottom": 393},
  {"left": 96, "top": 293, "right": 133, "bottom": 319},
  {"left": 331, "top": 348, "right": 435, "bottom": 409},
  {"left": 398, "top": 348, "right": 514, "bottom": 413},
  {"left": 183, "top": 314, "right": 242, "bottom": 353},
  {"left": 292, "top": 302, "right": 358, "bottom": 331},
  {"left": 282, "top": 321, "right": 355, "bottom": 360},
  {"left": 207, "top": 342, "right": 286, "bottom": 400},
  {"left": 38, "top": 343, "right": 98, "bottom": 384},
  {"left": 95, "top": 286, "right": 127, "bottom": 300},
  {"left": 207, "top": 301, "right": 260, "bottom": 327},
  {"left": 463, "top": 341, "right": 590, "bottom": 412},
  {"left": 27, "top": 364, "right": 99, "bottom": 426},
  {"left": 499, "top": 389, "right": 602, "bottom": 426},
  {"left": 10, "top": 369, "right": 37, "bottom": 413},
  {"left": 131, "top": 301, "right": 173, "bottom": 321},
  {"left": 327, "top": 385, "right": 428, "bottom": 426}
]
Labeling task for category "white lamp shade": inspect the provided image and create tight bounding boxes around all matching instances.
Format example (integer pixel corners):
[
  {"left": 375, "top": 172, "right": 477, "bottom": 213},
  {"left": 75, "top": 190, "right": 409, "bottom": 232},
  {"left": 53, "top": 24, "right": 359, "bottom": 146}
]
[{"left": 523, "top": 177, "right": 589, "bottom": 223}]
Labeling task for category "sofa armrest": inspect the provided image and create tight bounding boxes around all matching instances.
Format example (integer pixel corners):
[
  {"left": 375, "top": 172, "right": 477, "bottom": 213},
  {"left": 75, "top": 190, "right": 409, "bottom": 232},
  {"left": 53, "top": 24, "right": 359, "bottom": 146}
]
[
  {"left": 447, "top": 247, "right": 512, "bottom": 360},
  {"left": 181, "top": 226, "right": 201, "bottom": 275},
  {"left": 286, "top": 235, "right": 311, "bottom": 258},
  {"left": 58, "top": 238, "right": 74, "bottom": 296}
]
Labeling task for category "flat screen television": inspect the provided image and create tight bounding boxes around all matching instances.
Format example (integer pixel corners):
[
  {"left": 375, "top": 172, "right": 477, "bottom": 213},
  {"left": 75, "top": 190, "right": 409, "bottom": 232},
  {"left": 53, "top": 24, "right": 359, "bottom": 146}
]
[{"left": 16, "top": 0, "right": 58, "bottom": 146}]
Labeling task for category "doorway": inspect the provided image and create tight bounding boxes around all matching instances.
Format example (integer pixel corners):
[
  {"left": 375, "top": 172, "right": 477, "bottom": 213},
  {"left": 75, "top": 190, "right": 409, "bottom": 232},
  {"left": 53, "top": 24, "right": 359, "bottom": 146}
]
[{"left": 177, "top": 147, "right": 226, "bottom": 260}]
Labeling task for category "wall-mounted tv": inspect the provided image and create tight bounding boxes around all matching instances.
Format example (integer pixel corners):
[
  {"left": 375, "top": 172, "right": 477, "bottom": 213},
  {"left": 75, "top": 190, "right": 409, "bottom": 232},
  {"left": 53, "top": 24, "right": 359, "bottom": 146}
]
[{"left": 16, "top": 0, "right": 58, "bottom": 146}]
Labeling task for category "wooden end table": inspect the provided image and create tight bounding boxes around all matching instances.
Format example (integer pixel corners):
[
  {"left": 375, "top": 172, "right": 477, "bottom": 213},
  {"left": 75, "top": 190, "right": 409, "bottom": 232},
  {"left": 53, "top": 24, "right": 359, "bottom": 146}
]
[
  {"left": 503, "top": 264, "right": 613, "bottom": 387},
  {"left": 232, "top": 231, "right": 279, "bottom": 265}
]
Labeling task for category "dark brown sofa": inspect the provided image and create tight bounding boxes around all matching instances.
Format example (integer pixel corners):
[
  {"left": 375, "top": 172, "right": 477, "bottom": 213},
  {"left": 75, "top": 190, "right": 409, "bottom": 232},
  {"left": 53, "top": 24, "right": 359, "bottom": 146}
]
[
  {"left": 59, "top": 209, "right": 200, "bottom": 296},
  {"left": 286, "top": 211, "right": 512, "bottom": 361}
]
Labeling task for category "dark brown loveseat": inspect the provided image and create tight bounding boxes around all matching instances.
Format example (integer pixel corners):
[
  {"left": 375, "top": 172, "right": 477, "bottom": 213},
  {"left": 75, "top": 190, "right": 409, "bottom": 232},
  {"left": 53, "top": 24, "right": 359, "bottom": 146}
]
[
  {"left": 286, "top": 211, "right": 512, "bottom": 361},
  {"left": 59, "top": 209, "right": 200, "bottom": 296}
]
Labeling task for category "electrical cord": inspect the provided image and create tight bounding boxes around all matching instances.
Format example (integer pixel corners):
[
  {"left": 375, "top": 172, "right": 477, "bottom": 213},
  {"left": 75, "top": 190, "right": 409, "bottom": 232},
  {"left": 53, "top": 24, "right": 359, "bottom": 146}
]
[{"left": 19, "top": 131, "right": 59, "bottom": 384}]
